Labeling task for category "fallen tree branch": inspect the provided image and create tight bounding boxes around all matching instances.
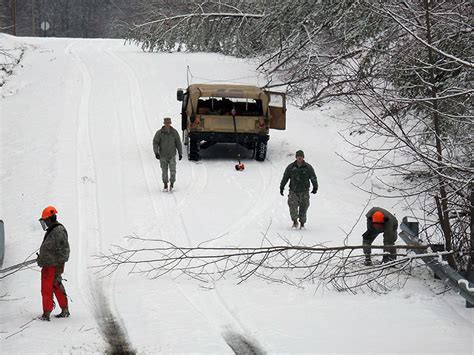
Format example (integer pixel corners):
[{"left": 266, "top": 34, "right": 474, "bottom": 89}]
[{"left": 94, "top": 237, "right": 447, "bottom": 294}]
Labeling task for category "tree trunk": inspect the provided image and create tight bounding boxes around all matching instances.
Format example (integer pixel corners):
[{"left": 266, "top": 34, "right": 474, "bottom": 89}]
[
  {"left": 470, "top": 158, "right": 474, "bottom": 272},
  {"left": 31, "top": 0, "right": 35, "bottom": 36},
  {"left": 11, "top": 0, "right": 16, "bottom": 35},
  {"left": 423, "top": 0, "right": 455, "bottom": 268}
]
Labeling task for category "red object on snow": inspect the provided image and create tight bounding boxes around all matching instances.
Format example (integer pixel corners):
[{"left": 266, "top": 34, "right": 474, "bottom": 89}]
[{"left": 235, "top": 163, "right": 245, "bottom": 171}]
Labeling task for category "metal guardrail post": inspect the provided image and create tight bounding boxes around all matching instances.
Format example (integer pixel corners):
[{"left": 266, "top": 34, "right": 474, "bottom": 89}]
[
  {"left": 399, "top": 217, "right": 474, "bottom": 307},
  {"left": 466, "top": 271, "right": 474, "bottom": 308}
]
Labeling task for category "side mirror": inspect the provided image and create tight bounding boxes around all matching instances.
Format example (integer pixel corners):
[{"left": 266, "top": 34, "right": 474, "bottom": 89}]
[{"left": 177, "top": 89, "right": 184, "bottom": 102}]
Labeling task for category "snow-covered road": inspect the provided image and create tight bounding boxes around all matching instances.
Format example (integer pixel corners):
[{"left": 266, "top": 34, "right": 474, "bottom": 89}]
[{"left": 1, "top": 35, "right": 473, "bottom": 354}]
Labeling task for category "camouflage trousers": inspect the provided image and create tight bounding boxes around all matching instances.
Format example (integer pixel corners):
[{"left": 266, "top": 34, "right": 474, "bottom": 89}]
[
  {"left": 288, "top": 190, "right": 310, "bottom": 223},
  {"left": 160, "top": 157, "right": 177, "bottom": 183}
]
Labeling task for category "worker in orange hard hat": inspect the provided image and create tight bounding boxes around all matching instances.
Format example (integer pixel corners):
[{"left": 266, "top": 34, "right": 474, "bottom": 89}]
[
  {"left": 362, "top": 207, "right": 398, "bottom": 266},
  {"left": 37, "top": 205, "right": 70, "bottom": 321}
]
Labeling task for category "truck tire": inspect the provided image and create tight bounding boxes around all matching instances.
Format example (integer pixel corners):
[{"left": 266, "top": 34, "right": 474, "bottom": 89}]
[
  {"left": 188, "top": 137, "right": 200, "bottom": 161},
  {"left": 255, "top": 142, "right": 267, "bottom": 161},
  {"left": 251, "top": 143, "right": 257, "bottom": 159}
]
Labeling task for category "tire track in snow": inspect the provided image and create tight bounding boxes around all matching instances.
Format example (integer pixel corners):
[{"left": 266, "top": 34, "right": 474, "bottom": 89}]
[
  {"left": 68, "top": 41, "right": 101, "bottom": 311},
  {"left": 103, "top": 47, "right": 213, "bottom": 326},
  {"left": 96, "top": 46, "right": 171, "bottom": 351},
  {"left": 106, "top": 47, "right": 265, "bottom": 352},
  {"left": 104, "top": 48, "right": 210, "bottom": 245},
  {"left": 103, "top": 49, "right": 210, "bottom": 216},
  {"left": 70, "top": 41, "right": 134, "bottom": 353},
  {"left": 106, "top": 47, "right": 210, "bottom": 225},
  {"left": 185, "top": 158, "right": 278, "bottom": 353},
  {"left": 101, "top": 49, "right": 177, "bottom": 260},
  {"left": 194, "top": 150, "right": 284, "bottom": 246},
  {"left": 106, "top": 54, "right": 245, "bottom": 348},
  {"left": 104, "top": 45, "right": 210, "bottom": 312}
]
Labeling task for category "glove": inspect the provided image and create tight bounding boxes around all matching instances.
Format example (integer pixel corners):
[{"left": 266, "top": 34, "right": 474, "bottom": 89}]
[
  {"left": 36, "top": 253, "right": 42, "bottom": 267},
  {"left": 179, "top": 154, "right": 183, "bottom": 161},
  {"left": 155, "top": 153, "right": 160, "bottom": 160},
  {"left": 311, "top": 187, "right": 318, "bottom": 194},
  {"left": 280, "top": 189, "right": 284, "bottom": 196}
]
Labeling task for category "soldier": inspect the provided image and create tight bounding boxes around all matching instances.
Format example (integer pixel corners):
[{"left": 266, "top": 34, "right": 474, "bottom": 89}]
[
  {"left": 37, "top": 206, "right": 70, "bottom": 321},
  {"left": 362, "top": 207, "right": 398, "bottom": 266},
  {"left": 280, "top": 150, "right": 318, "bottom": 229},
  {"left": 153, "top": 117, "right": 183, "bottom": 191}
]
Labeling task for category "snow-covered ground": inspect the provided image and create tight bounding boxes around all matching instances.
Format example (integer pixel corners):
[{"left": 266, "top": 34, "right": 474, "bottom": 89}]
[{"left": 0, "top": 34, "right": 473, "bottom": 354}]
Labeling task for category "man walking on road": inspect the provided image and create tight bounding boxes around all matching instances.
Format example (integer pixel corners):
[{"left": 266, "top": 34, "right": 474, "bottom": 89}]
[
  {"left": 153, "top": 117, "right": 183, "bottom": 191},
  {"left": 362, "top": 207, "right": 398, "bottom": 266},
  {"left": 37, "top": 205, "right": 70, "bottom": 321},
  {"left": 280, "top": 150, "right": 318, "bottom": 229}
]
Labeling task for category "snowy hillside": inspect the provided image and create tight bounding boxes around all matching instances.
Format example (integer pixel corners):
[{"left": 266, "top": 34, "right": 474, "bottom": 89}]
[{"left": 0, "top": 34, "right": 473, "bottom": 354}]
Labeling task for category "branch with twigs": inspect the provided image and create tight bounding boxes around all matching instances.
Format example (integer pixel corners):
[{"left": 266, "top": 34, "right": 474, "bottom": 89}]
[{"left": 93, "top": 235, "right": 449, "bottom": 294}]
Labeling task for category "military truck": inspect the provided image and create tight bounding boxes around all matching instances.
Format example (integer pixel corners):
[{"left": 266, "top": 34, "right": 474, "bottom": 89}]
[{"left": 177, "top": 83, "right": 286, "bottom": 161}]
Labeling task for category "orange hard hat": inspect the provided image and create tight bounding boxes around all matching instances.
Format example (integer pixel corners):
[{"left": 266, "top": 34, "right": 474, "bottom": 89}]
[
  {"left": 41, "top": 205, "right": 58, "bottom": 220},
  {"left": 372, "top": 211, "right": 385, "bottom": 224}
]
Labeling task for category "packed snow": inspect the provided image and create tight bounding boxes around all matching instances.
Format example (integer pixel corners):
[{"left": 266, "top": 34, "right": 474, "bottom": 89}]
[{"left": 0, "top": 34, "right": 473, "bottom": 354}]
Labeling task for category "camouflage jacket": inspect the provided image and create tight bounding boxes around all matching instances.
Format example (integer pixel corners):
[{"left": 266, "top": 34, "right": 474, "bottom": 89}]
[
  {"left": 280, "top": 161, "right": 318, "bottom": 193},
  {"left": 152, "top": 126, "right": 183, "bottom": 160},
  {"left": 37, "top": 223, "right": 70, "bottom": 267}
]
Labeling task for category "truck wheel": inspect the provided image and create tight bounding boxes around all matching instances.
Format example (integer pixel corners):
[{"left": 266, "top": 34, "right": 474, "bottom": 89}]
[
  {"left": 255, "top": 142, "right": 267, "bottom": 161},
  {"left": 189, "top": 137, "right": 200, "bottom": 161}
]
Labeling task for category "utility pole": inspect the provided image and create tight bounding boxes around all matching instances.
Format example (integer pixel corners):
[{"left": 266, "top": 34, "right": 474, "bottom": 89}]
[{"left": 11, "top": 0, "right": 17, "bottom": 36}]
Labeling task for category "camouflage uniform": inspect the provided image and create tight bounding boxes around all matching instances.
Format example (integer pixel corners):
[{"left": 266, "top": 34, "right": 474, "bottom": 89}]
[
  {"left": 280, "top": 161, "right": 318, "bottom": 224},
  {"left": 362, "top": 207, "right": 398, "bottom": 261},
  {"left": 153, "top": 126, "right": 183, "bottom": 184}
]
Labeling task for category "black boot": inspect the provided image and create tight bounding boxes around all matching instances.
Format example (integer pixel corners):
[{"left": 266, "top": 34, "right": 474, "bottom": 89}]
[
  {"left": 38, "top": 311, "right": 51, "bottom": 321},
  {"left": 55, "top": 308, "right": 70, "bottom": 318}
]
